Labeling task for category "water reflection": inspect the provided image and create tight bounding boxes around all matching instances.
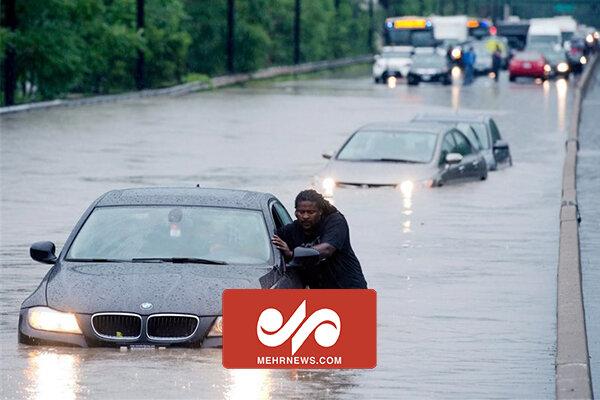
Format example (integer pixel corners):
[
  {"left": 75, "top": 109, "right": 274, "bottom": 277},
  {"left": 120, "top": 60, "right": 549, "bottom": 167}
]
[
  {"left": 225, "top": 369, "right": 271, "bottom": 400},
  {"left": 399, "top": 184, "right": 413, "bottom": 233},
  {"left": 556, "top": 78, "right": 568, "bottom": 132},
  {"left": 451, "top": 84, "right": 461, "bottom": 111},
  {"left": 25, "top": 350, "right": 79, "bottom": 400}
]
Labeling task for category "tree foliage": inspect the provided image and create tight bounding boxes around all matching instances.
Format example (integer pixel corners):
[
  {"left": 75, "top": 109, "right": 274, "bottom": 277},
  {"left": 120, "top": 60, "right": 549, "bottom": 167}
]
[{"left": 3, "top": 0, "right": 376, "bottom": 103}]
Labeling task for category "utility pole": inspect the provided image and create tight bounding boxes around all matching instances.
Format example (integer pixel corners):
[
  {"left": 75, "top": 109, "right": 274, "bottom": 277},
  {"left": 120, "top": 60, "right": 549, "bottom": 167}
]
[
  {"left": 294, "top": 0, "right": 301, "bottom": 64},
  {"left": 227, "top": 0, "right": 235, "bottom": 73},
  {"left": 135, "top": 0, "right": 145, "bottom": 90},
  {"left": 2, "top": 0, "right": 16, "bottom": 106}
]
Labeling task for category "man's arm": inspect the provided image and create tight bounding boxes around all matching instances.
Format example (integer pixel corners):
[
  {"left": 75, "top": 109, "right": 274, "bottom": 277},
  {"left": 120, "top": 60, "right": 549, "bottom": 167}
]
[{"left": 312, "top": 243, "right": 336, "bottom": 259}]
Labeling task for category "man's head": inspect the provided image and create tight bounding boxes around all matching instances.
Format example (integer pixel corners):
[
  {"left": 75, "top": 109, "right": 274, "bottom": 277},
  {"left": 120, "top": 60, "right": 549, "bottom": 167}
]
[{"left": 294, "top": 190, "right": 338, "bottom": 232}]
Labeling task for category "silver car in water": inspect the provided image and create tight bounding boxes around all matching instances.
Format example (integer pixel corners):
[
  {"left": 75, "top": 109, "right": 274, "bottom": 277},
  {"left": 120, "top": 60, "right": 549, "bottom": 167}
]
[{"left": 314, "top": 122, "right": 487, "bottom": 196}]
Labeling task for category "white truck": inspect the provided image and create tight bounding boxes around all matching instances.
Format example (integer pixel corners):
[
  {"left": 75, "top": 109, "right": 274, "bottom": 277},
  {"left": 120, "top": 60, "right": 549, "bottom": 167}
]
[{"left": 528, "top": 18, "right": 563, "bottom": 49}]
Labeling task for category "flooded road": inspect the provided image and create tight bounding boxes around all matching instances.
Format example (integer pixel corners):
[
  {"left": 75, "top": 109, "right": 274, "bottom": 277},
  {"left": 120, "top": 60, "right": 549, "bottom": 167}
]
[{"left": 1, "top": 68, "right": 572, "bottom": 399}]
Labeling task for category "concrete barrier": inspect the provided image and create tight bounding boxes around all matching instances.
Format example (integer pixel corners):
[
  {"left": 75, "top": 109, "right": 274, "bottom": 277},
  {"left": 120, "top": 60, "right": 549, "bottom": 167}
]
[
  {"left": 0, "top": 55, "right": 373, "bottom": 115},
  {"left": 556, "top": 55, "right": 598, "bottom": 400}
]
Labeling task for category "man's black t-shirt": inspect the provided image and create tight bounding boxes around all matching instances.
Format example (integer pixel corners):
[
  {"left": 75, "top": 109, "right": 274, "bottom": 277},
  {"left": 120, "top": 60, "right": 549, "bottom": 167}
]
[{"left": 277, "top": 212, "right": 367, "bottom": 289}]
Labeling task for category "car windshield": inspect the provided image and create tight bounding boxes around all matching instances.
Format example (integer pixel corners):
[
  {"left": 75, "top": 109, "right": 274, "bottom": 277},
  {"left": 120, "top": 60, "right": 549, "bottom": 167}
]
[
  {"left": 66, "top": 206, "right": 272, "bottom": 264},
  {"left": 336, "top": 130, "right": 438, "bottom": 163},
  {"left": 412, "top": 55, "right": 446, "bottom": 68},
  {"left": 528, "top": 35, "right": 560, "bottom": 46},
  {"left": 382, "top": 51, "right": 411, "bottom": 58}
]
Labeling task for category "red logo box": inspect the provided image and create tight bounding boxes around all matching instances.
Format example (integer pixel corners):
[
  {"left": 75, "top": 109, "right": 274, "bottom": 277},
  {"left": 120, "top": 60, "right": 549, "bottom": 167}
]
[{"left": 222, "top": 289, "right": 376, "bottom": 369}]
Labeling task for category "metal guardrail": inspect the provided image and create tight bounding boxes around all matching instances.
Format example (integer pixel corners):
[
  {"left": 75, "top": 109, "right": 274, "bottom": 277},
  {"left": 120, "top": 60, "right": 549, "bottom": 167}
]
[
  {"left": 556, "top": 54, "right": 598, "bottom": 400},
  {"left": 0, "top": 55, "right": 373, "bottom": 115}
]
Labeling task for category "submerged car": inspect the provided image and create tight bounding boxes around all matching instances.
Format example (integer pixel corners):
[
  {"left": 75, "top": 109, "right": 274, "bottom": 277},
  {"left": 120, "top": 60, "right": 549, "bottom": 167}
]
[
  {"left": 412, "top": 113, "right": 512, "bottom": 171},
  {"left": 373, "top": 46, "right": 413, "bottom": 83},
  {"left": 407, "top": 52, "right": 452, "bottom": 85},
  {"left": 19, "top": 187, "right": 305, "bottom": 348},
  {"left": 315, "top": 122, "right": 487, "bottom": 195},
  {"left": 526, "top": 44, "right": 570, "bottom": 78}
]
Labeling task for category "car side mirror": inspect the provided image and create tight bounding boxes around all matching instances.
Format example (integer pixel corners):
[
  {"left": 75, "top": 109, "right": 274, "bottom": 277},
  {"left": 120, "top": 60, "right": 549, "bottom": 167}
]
[
  {"left": 30, "top": 241, "right": 58, "bottom": 264},
  {"left": 287, "top": 247, "right": 320, "bottom": 269},
  {"left": 445, "top": 153, "right": 463, "bottom": 165},
  {"left": 493, "top": 140, "right": 509, "bottom": 150},
  {"left": 322, "top": 151, "right": 334, "bottom": 160}
]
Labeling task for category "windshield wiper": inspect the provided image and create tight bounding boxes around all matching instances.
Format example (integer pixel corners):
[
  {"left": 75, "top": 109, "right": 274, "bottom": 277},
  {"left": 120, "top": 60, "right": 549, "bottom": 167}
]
[
  {"left": 131, "top": 257, "right": 228, "bottom": 265},
  {"left": 66, "top": 258, "right": 128, "bottom": 263},
  {"left": 369, "top": 158, "right": 421, "bottom": 163}
]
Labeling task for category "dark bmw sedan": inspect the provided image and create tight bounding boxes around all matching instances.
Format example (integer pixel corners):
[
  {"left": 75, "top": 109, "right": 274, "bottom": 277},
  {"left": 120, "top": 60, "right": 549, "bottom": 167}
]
[{"left": 19, "top": 187, "right": 303, "bottom": 348}]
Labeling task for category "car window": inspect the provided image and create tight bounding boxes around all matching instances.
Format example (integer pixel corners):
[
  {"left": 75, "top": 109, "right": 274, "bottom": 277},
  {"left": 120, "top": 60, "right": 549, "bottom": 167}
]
[
  {"left": 456, "top": 123, "right": 483, "bottom": 150},
  {"left": 440, "top": 133, "right": 455, "bottom": 165},
  {"left": 489, "top": 119, "right": 502, "bottom": 143},
  {"left": 271, "top": 202, "right": 292, "bottom": 230},
  {"left": 66, "top": 206, "right": 272, "bottom": 265},
  {"left": 471, "top": 123, "right": 490, "bottom": 149},
  {"left": 452, "top": 131, "right": 473, "bottom": 156}
]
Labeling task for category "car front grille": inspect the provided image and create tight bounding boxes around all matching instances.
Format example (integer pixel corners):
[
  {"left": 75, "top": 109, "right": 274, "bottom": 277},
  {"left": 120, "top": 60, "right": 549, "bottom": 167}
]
[
  {"left": 337, "top": 182, "right": 397, "bottom": 188},
  {"left": 147, "top": 314, "right": 199, "bottom": 340},
  {"left": 92, "top": 313, "right": 142, "bottom": 339}
]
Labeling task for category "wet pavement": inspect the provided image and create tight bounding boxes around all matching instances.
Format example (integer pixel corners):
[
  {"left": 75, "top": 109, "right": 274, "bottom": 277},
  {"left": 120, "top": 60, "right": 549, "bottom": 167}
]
[
  {"left": 1, "top": 67, "right": 574, "bottom": 399},
  {"left": 578, "top": 66, "right": 600, "bottom": 392}
]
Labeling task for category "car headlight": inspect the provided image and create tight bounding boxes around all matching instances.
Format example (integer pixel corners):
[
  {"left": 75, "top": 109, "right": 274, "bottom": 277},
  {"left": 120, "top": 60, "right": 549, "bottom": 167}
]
[
  {"left": 544, "top": 64, "right": 552, "bottom": 73},
  {"left": 557, "top": 62, "right": 569, "bottom": 73},
  {"left": 27, "top": 306, "right": 82, "bottom": 334},
  {"left": 207, "top": 316, "right": 222, "bottom": 337},
  {"left": 451, "top": 48, "right": 462, "bottom": 60},
  {"left": 322, "top": 177, "right": 336, "bottom": 197},
  {"left": 586, "top": 34, "right": 594, "bottom": 44},
  {"left": 398, "top": 180, "right": 414, "bottom": 197},
  {"left": 580, "top": 56, "right": 587, "bottom": 65}
]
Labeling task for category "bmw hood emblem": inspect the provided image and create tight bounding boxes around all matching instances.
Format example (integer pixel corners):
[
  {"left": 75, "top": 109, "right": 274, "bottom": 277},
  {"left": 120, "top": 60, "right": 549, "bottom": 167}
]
[{"left": 140, "top": 302, "right": 153, "bottom": 310}]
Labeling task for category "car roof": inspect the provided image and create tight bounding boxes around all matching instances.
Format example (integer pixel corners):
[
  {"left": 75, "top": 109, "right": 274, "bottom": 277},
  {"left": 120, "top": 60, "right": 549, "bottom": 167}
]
[
  {"left": 96, "top": 187, "right": 274, "bottom": 209},
  {"left": 412, "top": 113, "right": 489, "bottom": 124},
  {"left": 358, "top": 121, "right": 450, "bottom": 135}
]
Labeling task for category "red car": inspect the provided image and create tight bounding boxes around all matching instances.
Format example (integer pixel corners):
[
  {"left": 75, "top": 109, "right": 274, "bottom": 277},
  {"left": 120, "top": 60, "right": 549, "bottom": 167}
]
[{"left": 509, "top": 51, "right": 550, "bottom": 81}]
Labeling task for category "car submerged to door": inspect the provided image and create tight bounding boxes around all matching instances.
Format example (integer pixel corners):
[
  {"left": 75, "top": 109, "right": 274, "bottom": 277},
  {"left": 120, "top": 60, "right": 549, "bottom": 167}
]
[
  {"left": 314, "top": 122, "right": 487, "bottom": 197},
  {"left": 412, "top": 113, "right": 513, "bottom": 171},
  {"left": 18, "top": 187, "right": 306, "bottom": 348}
]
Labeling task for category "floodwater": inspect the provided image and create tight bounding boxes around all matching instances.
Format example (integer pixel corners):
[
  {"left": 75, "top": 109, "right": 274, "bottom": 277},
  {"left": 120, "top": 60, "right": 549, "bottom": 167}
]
[{"left": 1, "top": 67, "right": 572, "bottom": 399}]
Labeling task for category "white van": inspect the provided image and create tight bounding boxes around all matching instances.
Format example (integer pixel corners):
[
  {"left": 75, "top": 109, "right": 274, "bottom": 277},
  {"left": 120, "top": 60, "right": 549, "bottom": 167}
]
[{"left": 528, "top": 18, "right": 562, "bottom": 49}]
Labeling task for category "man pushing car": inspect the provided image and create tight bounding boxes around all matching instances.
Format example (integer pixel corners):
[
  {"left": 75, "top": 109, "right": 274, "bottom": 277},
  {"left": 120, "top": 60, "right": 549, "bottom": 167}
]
[{"left": 272, "top": 189, "right": 368, "bottom": 289}]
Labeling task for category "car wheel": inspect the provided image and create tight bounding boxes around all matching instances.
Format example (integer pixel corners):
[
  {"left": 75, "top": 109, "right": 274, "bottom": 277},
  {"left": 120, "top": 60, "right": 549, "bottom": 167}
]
[
  {"left": 408, "top": 77, "right": 419, "bottom": 86},
  {"left": 442, "top": 76, "right": 452, "bottom": 85},
  {"left": 508, "top": 155, "right": 513, "bottom": 167},
  {"left": 374, "top": 77, "right": 381, "bottom": 84},
  {"left": 509, "top": 75, "right": 516, "bottom": 82}
]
